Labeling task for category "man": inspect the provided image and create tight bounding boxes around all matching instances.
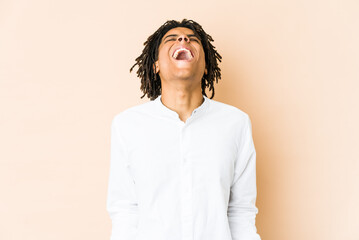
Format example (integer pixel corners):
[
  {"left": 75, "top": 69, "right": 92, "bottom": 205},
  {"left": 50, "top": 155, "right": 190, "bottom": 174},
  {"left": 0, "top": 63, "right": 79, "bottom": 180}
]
[{"left": 106, "top": 19, "right": 261, "bottom": 240}]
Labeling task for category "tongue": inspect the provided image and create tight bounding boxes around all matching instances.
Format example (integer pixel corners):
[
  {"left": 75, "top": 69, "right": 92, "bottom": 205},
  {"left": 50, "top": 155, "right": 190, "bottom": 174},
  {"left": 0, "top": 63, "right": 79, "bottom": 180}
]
[{"left": 176, "top": 51, "right": 189, "bottom": 60}]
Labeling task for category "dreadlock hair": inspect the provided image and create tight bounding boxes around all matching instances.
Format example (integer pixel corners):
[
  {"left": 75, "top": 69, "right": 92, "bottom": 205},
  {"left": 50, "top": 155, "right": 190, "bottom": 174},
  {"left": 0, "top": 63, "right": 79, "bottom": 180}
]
[{"left": 129, "top": 19, "right": 222, "bottom": 100}]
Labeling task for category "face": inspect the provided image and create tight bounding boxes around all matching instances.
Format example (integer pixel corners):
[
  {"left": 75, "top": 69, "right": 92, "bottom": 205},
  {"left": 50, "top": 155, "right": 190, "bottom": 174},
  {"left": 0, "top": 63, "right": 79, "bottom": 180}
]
[{"left": 154, "top": 27, "right": 207, "bottom": 84}]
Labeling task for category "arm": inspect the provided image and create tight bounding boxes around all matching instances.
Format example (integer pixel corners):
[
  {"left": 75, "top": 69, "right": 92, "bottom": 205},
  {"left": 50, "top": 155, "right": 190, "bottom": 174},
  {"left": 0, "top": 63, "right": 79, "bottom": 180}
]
[
  {"left": 106, "top": 116, "right": 139, "bottom": 240},
  {"left": 227, "top": 114, "right": 261, "bottom": 240}
]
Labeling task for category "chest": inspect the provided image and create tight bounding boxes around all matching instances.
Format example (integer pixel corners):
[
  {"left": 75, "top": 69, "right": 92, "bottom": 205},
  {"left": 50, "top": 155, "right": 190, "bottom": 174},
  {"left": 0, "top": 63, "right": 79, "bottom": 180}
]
[{"left": 125, "top": 120, "right": 239, "bottom": 191}]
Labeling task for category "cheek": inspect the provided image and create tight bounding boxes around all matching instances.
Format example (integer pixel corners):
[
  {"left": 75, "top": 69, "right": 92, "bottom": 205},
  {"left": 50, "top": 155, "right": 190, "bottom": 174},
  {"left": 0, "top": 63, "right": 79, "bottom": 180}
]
[
  {"left": 158, "top": 48, "right": 171, "bottom": 64},
  {"left": 198, "top": 48, "right": 206, "bottom": 61},
  {"left": 200, "top": 50, "right": 206, "bottom": 66}
]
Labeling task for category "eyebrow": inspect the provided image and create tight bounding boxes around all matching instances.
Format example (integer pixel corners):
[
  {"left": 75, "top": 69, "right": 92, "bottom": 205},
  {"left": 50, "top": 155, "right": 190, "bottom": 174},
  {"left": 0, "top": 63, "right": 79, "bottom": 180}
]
[{"left": 162, "top": 34, "right": 200, "bottom": 42}]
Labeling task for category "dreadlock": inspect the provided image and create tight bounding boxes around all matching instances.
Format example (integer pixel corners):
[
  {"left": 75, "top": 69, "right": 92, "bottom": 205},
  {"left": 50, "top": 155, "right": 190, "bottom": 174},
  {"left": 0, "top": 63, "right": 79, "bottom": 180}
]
[{"left": 129, "top": 19, "right": 222, "bottom": 100}]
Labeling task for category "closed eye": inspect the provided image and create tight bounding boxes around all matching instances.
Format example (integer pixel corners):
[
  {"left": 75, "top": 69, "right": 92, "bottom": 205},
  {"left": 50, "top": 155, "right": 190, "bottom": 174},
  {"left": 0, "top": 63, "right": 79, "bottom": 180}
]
[{"left": 165, "top": 38, "right": 176, "bottom": 43}]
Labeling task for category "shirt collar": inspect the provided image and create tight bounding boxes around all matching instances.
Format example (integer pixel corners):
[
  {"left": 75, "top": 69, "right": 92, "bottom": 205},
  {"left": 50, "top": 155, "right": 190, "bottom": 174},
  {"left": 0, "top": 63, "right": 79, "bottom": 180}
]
[{"left": 153, "top": 94, "right": 210, "bottom": 121}]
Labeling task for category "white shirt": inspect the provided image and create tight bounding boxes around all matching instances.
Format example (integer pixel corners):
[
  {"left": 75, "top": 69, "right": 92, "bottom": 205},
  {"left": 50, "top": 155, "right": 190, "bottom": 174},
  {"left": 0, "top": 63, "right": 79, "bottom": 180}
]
[{"left": 106, "top": 94, "right": 261, "bottom": 240}]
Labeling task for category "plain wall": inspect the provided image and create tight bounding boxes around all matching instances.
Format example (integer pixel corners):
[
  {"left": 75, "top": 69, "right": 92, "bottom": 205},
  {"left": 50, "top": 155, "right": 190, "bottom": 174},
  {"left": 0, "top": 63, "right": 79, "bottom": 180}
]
[{"left": 0, "top": 0, "right": 358, "bottom": 239}]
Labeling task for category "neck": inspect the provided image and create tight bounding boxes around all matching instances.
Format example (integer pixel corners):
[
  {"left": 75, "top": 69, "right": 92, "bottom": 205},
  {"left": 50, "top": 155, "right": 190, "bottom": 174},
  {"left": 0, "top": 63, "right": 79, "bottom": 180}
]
[{"left": 160, "top": 83, "right": 204, "bottom": 123}]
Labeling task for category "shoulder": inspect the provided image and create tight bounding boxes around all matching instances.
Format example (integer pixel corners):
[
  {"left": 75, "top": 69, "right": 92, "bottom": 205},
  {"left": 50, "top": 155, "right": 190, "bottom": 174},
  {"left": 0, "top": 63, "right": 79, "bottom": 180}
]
[
  {"left": 208, "top": 98, "right": 251, "bottom": 125},
  {"left": 111, "top": 100, "right": 154, "bottom": 127}
]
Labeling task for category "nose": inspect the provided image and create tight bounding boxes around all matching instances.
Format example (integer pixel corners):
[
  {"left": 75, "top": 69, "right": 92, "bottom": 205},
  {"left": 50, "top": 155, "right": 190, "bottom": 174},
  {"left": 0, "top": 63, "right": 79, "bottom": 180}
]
[{"left": 177, "top": 35, "right": 189, "bottom": 43}]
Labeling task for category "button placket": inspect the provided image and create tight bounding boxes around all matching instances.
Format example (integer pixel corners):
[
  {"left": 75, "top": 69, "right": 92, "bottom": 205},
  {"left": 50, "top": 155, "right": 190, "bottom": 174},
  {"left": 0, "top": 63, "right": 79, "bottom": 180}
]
[{"left": 179, "top": 124, "right": 194, "bottom": 240}]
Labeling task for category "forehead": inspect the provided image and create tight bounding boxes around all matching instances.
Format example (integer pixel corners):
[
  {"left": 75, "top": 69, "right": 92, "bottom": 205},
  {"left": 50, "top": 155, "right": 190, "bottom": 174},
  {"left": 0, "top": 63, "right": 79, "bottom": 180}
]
[{"left": 162, "top": 27, "right": 196, "bottom": 38}]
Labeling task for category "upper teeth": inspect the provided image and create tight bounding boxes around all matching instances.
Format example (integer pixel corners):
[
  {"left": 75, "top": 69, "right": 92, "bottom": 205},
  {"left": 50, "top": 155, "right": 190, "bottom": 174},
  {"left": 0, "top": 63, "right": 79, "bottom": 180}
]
[{"left": 173, "top": 48, "right": 193, "bottom": 59}]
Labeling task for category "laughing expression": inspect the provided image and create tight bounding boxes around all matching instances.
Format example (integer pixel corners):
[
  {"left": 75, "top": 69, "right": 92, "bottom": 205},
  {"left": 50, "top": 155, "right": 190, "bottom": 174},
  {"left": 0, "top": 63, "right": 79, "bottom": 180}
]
[{"left": 154, "top": 27, "right": 207, "bottom": 84}]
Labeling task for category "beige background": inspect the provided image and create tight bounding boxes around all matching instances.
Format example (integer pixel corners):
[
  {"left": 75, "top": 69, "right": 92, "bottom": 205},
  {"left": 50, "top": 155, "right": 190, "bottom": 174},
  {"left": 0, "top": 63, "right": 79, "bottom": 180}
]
[{"left": 1, "top": 0, "right": 358, "bottom": 239}]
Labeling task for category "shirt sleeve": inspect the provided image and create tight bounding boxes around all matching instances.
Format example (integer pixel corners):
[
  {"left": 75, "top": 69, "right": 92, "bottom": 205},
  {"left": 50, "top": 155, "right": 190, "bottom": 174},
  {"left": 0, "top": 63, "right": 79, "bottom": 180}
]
[
  {"left": 227, "top": 114, "right": 261, "bottom": 240},
  {"left": 106, "top": 116, "right": 139, "bottom": 240}
]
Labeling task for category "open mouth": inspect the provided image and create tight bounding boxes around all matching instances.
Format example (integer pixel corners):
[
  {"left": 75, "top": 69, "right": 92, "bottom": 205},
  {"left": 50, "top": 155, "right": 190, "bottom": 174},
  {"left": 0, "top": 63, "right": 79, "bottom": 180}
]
[{"left": 172, "top": 47, "right": 194, "bottom": 61}]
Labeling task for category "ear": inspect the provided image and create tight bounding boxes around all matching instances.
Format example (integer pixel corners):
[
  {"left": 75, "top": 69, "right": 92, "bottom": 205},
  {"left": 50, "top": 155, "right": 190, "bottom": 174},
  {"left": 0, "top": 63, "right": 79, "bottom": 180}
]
[
  {"left": 204, "top": 67, "right": 207, "bottom": 75},
  {"left": 153, "top": 61, "right": 160, "bottom": 74}
]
